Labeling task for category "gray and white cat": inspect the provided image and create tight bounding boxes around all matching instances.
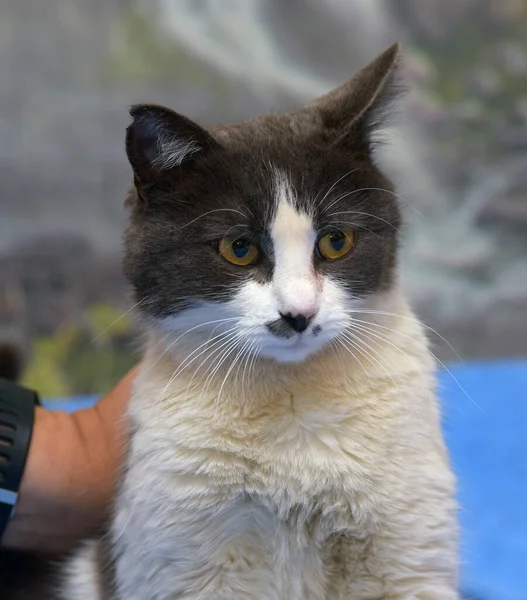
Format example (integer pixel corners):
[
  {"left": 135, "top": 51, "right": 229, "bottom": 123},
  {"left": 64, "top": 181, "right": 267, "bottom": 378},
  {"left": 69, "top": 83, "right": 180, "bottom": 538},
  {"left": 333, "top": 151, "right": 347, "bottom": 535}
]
[{"left": 62, "top": 44, "right": 459, "bottom": 599}]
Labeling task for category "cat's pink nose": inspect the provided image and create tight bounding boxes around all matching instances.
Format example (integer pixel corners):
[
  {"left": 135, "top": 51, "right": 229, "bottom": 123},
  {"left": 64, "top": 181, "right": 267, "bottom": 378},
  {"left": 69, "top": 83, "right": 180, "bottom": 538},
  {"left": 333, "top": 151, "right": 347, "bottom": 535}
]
[{"left": 279, "top": 312, "right": 315, "bottom": 333}]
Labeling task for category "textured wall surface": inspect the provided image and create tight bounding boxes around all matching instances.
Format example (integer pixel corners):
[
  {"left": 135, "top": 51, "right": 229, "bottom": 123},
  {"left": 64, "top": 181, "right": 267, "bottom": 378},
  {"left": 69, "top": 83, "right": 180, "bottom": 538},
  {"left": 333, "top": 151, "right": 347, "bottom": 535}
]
[{"left": 1, "top": 0, "right": 526, "bottom": 368}]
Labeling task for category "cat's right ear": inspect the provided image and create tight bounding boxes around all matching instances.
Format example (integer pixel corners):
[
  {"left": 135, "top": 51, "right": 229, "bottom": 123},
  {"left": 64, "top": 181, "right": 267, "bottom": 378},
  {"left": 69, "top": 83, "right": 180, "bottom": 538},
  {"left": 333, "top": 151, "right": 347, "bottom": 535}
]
[
  {"left": 307, "top": 44, "right": 402, "bottom": 149},
  {"left": 125, "top": 104, "right": 221, "bottom": 184}
]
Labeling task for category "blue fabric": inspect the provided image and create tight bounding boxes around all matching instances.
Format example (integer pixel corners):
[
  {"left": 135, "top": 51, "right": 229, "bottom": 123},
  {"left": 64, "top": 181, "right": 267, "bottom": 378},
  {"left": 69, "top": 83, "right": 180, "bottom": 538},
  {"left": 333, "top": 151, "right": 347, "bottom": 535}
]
[
  {"left": 43, "top": 360, "right": 527, "bottom": 600},
  {"left": 439, "top": 360, "right": 527, "bottom": 600}
]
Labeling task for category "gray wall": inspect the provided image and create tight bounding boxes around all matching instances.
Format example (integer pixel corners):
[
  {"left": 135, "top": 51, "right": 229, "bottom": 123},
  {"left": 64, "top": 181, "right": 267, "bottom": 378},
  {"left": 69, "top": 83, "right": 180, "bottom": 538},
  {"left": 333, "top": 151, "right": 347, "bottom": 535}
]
[{"left": 1, "top": 0, "right": 526, "bottom": 360}]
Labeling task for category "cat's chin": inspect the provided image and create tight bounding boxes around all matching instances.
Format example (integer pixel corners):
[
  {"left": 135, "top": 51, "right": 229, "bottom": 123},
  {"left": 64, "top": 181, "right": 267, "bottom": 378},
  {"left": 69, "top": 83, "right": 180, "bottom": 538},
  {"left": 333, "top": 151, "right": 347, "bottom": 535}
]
[{"left": 258, "top": 338, "right": 328, "bottom": 364}]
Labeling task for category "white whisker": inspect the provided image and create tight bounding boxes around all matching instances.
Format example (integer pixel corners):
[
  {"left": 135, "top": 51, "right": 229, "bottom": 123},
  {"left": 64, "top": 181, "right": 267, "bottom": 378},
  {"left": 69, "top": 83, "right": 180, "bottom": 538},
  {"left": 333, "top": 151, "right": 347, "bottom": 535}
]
[
  {"left": 204, "top": 337, "right": 246, "bottom": 408},
  {"left": 345, "top": 320, "right": 433, "bottom": 398},
  {"left": 339, "top": 330, "right": 407, "bottom": 412},
  {"left": 322, "top": 186, "right": 423, "bottom": 219},
  {"left": 151, "top": 325, "right": 241, "bottom": 412},
  {"left": 175, "top": 208, "right": 250, "bottom": 232},
  {"left": 346, "top": 309, "right": 463, "bottom": 363},
  {"left": 324, "top": 219, "right": 382, "bottom": 239},
  {"left": 325, "top": 210, "right": 397, "bottom": 230},
  {"left": 334, "top": 337, "right": 372, "bottom": 386},
  {"left": 313, "top": 169, "right": 360, "bottom": 212},
  {"left": 181, "top": 329, "right": 245, "bottom": 404},
  {"left": 90, "top": 296, "right": 151, "bottom": 343},
  {"left": 171, "top": 325, "right": 241, "bottom": 382},
  {"left": 344, "top": 313, "right": 481, "bottom": 412},
  {"left": 216, "top": 335, "right": 255, "bottom": 405},
  {"left": 238, "top": 338, "right": 259, "bottom": 398}
]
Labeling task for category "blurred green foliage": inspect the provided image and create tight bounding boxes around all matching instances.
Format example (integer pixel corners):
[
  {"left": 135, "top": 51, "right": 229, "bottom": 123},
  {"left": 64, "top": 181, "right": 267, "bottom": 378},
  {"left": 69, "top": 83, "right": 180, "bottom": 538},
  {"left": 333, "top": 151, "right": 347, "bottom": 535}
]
[
  {"left": 21, "top": 303, "right": 137, "bottom": 398},
  {"left": 418, "top": 3, "right": 527, "bottom": 165},
  {"left": 103, "top": 3, "right": 231, "bottom": 104},
  {"left": 105, "top": 7, "right": 201, "bottom": 82}
]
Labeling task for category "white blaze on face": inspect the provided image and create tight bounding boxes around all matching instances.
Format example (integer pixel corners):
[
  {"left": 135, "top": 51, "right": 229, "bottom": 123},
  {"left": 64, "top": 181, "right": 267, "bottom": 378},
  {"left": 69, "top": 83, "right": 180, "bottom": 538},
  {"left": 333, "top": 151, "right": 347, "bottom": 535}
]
[
  {"left": 270, "top": 175, "right": 320, "bottom": 319},
  {"left": 156, "top": 170, "right": 355, "bottom": 365}
]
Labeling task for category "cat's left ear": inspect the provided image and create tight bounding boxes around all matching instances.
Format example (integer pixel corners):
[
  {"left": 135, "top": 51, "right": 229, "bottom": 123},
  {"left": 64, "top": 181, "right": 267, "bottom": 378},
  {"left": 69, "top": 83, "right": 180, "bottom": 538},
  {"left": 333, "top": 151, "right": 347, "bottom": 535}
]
[
  {"left": 125, "top": 104, "right": 222, "bottom": 184},
  {"left": 308, "top": 43, "right": 403, "bottom": 147}
]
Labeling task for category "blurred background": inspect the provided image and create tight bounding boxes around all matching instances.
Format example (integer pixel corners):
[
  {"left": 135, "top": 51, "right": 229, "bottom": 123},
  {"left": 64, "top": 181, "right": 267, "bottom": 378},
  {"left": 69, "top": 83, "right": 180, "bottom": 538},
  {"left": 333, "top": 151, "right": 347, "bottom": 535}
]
[
  {"left": 0, "top": 2, "right": 526, "bottom": 598},
  {"left": 0, "top": 0, "right": 526, "bottom": 392}
]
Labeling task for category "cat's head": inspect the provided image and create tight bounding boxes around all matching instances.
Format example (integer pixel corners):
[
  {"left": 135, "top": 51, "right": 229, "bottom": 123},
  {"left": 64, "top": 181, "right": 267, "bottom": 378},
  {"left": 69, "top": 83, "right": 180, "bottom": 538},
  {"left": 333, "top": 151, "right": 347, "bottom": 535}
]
[{"left": 124, "top": 44, "right": 403, "bottom": 364}]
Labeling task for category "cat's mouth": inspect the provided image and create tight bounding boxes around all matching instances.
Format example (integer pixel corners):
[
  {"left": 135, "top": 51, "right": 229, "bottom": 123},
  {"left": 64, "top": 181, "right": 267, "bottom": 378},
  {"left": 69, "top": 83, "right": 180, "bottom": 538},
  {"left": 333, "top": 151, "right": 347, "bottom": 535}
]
[{"left": 260, "top": 323, "right": 331, "bottom": 363}]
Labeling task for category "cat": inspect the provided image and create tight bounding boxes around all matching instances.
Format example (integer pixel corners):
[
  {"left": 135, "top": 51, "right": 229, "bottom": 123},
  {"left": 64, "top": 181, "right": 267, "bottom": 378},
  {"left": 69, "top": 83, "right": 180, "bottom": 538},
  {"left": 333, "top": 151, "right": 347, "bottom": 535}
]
[{"left": 56, "top": 43, "right": 459, "bottom": 599}]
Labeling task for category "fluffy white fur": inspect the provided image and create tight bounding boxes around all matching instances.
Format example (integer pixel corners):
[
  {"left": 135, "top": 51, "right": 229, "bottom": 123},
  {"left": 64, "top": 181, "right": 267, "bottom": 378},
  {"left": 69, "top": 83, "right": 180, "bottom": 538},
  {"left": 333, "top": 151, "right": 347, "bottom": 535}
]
[
  {"left": 62, "top": 176, "right": 459, "bottom": 599},
  {"left": 61, "top": 542, "right": 101, "bottom": 599}
]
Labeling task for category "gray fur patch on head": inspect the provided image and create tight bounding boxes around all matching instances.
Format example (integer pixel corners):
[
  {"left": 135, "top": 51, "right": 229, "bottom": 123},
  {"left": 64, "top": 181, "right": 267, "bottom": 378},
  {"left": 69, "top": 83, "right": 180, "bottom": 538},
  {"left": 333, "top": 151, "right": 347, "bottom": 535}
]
[{"left": 124, "top": 45, "right": 403, "bottom": 322}]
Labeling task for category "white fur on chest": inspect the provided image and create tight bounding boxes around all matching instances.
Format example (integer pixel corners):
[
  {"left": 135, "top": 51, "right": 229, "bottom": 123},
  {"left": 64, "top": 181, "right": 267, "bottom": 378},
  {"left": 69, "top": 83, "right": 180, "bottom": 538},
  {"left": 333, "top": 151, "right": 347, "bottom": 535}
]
[
  {"left": 63, "top": 309, "right": 457, "bottom": 599},
  {"left": 107, "top": 327, "right": 452, "bottom": 600},
  {"left": 129, "top": 357, "right": 413, "bottom": 508}
]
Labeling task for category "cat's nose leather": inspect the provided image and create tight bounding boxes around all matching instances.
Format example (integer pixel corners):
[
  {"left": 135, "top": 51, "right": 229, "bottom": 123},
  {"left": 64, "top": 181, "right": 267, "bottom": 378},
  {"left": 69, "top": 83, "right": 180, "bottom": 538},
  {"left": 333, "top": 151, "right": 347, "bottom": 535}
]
[{"left": 279, "top": 312, "right": 314, "bottom": 333}]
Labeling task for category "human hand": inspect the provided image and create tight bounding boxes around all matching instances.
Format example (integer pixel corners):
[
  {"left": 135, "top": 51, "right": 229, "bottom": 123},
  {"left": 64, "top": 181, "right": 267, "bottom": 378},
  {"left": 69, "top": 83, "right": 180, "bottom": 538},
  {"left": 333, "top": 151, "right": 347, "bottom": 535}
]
[{"left": 1, "top": 367, "right": 137, "bottom": 554}]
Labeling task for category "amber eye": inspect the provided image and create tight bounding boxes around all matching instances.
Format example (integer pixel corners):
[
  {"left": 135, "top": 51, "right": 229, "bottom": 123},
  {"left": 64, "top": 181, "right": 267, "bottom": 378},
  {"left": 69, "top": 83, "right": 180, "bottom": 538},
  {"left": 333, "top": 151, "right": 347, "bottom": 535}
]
[
  {"left": 316, "top": 230, "right": 355, "bottom": 260},
  {"left": 218, "top": 237, "right": 259, "bottom": 266}
]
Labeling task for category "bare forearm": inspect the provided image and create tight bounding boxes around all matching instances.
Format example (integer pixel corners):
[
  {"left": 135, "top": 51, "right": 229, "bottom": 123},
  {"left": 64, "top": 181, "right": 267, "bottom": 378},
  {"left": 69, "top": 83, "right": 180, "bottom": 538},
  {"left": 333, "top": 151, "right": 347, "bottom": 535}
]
[{"left": 1, "top": 368, "right": 135, "bottom": 553}]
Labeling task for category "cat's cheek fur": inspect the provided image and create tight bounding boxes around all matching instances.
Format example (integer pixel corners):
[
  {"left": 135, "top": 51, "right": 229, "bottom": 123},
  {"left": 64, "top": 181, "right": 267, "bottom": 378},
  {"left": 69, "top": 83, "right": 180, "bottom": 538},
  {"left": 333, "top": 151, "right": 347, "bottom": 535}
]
[{"left": 153, "top": 275, "right": 357, "bottom": 365}]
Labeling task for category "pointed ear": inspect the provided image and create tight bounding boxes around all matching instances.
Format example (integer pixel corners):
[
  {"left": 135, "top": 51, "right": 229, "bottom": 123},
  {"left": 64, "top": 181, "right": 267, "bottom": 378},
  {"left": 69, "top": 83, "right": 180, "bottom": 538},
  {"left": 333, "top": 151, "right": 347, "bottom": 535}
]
[
  {"left": 125, "top": 104, "right": 221, "bottom": 183},
  {"left": 309, "top": 43, "right": 403, "bottom": 144}
]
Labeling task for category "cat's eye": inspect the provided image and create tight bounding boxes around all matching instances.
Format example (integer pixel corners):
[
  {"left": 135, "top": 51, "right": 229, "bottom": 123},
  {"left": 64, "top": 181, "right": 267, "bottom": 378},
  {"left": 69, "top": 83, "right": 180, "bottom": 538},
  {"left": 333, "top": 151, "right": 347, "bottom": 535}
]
[
  {"left": 316, "top": 230, "right": 355, "bottom": 260},
  {"left": 218, "top": 237, "right": 259, "bottom": 266}
]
